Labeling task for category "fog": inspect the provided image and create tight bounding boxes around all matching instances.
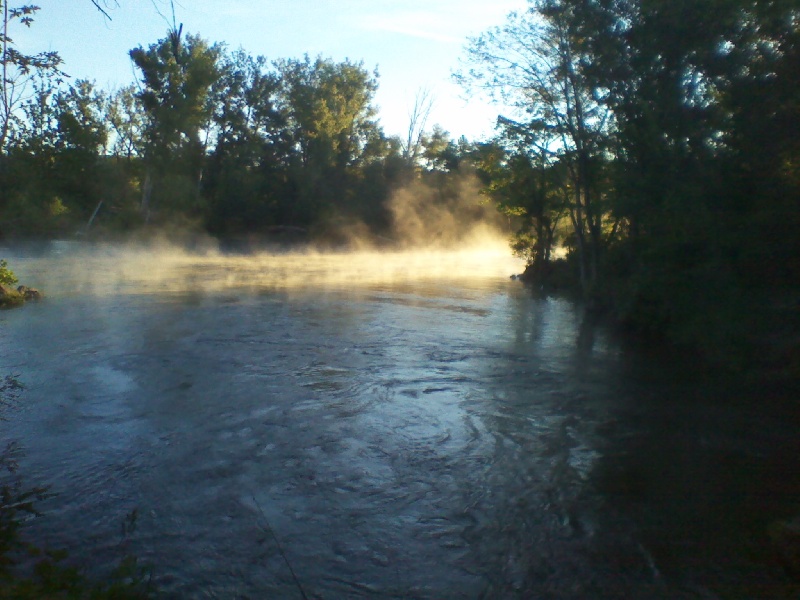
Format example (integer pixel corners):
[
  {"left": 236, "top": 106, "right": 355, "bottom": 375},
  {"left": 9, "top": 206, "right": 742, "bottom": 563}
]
[
  {"left": 10, "top": 174, "right": 523, "bottom": 297},
  {"left": 384, "top": 174, "right": 507, "bottom": 249},
  {"left": 16, "top": 242, "right": 520, "bottom": 299}
]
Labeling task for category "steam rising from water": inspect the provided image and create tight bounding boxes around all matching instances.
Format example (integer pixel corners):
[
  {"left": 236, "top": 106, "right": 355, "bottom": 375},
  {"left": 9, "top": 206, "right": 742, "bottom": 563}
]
[
  {"left": 385, "top": 175, "right": 506, "bottom": 249},
  {"left": 9, "top": 175, "right": 523, "bottom": 296},
  {"left": 15, "top": 239, "right": 522, "bottom": 298}
]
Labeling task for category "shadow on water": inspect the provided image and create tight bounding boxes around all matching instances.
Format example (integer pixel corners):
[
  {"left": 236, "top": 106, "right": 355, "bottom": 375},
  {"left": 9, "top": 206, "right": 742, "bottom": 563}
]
[
  {"left": 584, "top": 371, "right": 800, "bottom": 600},
  {"left": 575, "top": 311, "right": 800, "bottom": 599},
  {"left": 1, "top": 242, "right": 799, "bottom": 598},
  {"left": 464, "top": 302, "right": 800, "bottom": 599}
]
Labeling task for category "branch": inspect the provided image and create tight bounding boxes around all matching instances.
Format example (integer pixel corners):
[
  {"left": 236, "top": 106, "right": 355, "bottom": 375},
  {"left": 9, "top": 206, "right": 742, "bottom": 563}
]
[{"left": 90, "top": 0, "right": 116, "bottom": 20}]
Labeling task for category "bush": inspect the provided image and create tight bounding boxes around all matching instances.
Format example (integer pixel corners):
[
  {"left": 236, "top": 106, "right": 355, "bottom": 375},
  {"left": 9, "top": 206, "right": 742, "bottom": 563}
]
[{"left": 0, "top": 260, "right": 18, "bottom": 286}]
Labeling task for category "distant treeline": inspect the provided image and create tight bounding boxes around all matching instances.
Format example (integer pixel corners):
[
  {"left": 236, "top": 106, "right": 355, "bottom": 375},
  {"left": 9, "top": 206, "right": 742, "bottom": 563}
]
[
  {"left": 1, "top": 0, "right": 798, "bottom": 370},
  {"left": 0, "top": 16, "right": 473, "bottom": 242}
]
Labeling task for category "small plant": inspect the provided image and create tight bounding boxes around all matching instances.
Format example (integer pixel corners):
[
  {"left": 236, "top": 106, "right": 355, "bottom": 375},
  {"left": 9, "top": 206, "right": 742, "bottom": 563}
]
[
  {"left": 0, "top": 260, "right": 18, "bottom": 287},
  {"left": 0, "top": 261, "right": 25, "bottom": 308}
]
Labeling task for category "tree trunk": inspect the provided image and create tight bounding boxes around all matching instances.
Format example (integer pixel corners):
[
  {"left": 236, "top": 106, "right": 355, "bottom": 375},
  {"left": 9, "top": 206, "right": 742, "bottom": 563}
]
[{"left": 141, "top": 168, "right": 153, "bottom": 223}]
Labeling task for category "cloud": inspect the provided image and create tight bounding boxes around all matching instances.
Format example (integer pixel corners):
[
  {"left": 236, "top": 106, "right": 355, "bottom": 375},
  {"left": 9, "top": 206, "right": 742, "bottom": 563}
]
[
  {"left": 357, "top": 13, "right": 462, "bottom": 44},
  {"left": 354, "top": 0, "right": 526, "bottom": 44}
]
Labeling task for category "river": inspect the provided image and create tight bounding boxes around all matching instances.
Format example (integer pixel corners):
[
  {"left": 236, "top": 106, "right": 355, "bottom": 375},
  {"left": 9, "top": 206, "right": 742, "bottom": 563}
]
[{"left": 1, "top": 241, "right": 798, "bottom": 598}]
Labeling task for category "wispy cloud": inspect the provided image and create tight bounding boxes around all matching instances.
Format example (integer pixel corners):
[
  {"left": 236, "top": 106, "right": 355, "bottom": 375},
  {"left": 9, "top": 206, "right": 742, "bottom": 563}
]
[
  {"left": 357, "top": 13, "right": 462, "bottom": 44},
  {"left": 354, "top": 1, "right": 525, "bottom": 44}
]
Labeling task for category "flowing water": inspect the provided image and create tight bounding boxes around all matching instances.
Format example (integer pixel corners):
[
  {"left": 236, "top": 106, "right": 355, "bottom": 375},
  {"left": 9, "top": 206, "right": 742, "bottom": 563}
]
[{"left": 1, "top": 241, "right": 798, "bottom": 598}]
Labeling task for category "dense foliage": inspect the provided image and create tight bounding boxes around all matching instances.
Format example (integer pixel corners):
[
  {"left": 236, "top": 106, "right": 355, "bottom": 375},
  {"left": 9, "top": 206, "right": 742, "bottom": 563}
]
[
  {"left": 0, "top": 14, "right": 453, "bottom": 241},
  {"left": 462, "top": 0, "right": 799, "bottom": 368}
]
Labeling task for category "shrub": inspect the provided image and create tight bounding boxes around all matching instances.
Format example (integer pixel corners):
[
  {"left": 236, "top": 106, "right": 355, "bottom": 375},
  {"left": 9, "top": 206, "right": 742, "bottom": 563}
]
[{"left": 0, "top": 260, "right": 18, "bottom": 287}]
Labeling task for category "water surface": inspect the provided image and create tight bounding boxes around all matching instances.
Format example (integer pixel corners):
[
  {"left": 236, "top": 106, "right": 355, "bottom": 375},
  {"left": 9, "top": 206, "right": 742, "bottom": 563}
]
[{"left": 1, "top": 242, "right": 798, "bottom": 598}]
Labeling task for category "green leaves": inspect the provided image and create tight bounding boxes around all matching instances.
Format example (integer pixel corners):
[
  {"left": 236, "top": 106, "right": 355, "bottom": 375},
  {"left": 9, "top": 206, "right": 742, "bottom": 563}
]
[
  {"left": 276, "top": 55, "right": 380, "bottom": 170},
  {"left": 130, "top": 31, "right": 222, "bottom": 153},
  {"left": 0, "top": 260, "right": 17, "bottom": 286},
  {"left": 129, "top": 29, "right": 222, "bottom": 218}
]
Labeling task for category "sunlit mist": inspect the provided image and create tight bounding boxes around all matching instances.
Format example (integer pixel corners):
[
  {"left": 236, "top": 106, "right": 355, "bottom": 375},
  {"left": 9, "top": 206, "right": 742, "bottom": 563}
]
[
  {"left": 10, "top": 172, "right": 527, "bottom": 297},
  {"left": 16, "top": 238, "right": 524, "bottom": 298}
]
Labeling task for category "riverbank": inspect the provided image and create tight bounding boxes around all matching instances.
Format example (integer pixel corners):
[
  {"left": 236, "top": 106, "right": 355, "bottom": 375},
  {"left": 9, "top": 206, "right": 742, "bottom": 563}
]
[
  {"left": 0, "top": 258, "right": 42, "bottom": 308},
  {"left": 518, "top": 257, "right": 800, "bottom": 384}
]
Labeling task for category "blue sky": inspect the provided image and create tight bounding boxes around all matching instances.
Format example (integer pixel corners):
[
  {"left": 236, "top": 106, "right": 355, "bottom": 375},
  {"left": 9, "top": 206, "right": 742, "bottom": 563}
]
[{"left": 14, "top": 0, "right": 527, "bottom": 140}]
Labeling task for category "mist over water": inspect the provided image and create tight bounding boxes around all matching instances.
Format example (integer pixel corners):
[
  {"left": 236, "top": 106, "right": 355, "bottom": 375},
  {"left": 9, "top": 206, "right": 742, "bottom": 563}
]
[
  {"left": 384, "top": 175, "right": 507, "bottom": 248},
  {"left": 9, "top": 171, "right": 522, "bottom": 297},
  {"left": 9, "top": 230, "right": 522, "bottom": 299}
]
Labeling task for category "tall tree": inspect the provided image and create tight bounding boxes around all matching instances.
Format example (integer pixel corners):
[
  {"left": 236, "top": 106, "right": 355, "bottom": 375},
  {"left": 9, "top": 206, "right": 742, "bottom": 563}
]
[
  {"left": 460, "top": 1, "right": 612, "bottom": 293},
  {"left": 276, "top": 55, "right": 382, "bottom": 224},
  {"left": 204, "top": 49, "right": 291, "bottom": 233},
  {"left": 565, "top": 0, "right": 800, "bottom": 347},
  {"left": 130, "top": 28, "right": 221, "bottom": 221},
  {"left": 277, "top": 55, "right": 380, "bottom": 170}
]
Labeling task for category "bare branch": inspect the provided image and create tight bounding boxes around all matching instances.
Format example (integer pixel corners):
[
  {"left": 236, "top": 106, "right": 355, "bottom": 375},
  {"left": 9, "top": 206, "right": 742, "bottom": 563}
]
[
  {"left": 403, "top": 86, "right": 435, "bottom": 164},
  {"left": 90, "top": 0, "right": 117, "bottom": 20}
]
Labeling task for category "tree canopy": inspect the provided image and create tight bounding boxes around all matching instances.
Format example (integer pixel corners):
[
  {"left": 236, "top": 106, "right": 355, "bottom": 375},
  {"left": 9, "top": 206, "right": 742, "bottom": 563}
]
[{"left": 462, "top": 0, "right": 800, "bottom": 365}]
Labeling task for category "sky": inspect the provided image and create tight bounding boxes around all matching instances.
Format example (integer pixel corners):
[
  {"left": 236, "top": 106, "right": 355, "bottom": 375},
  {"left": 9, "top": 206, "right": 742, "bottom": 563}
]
[{"left": 14, "top": 0, "right": 528, "bottom": 141}]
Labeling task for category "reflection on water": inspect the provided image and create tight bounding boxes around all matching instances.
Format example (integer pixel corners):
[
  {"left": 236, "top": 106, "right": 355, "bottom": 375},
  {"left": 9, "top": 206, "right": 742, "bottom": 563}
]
[{"left": 0, "top": 242, "right": 798, "bottom": 598}]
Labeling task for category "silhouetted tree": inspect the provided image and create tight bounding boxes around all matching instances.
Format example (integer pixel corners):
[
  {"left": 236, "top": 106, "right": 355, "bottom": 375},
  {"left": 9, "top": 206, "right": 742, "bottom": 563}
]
[
  {"left": 461, "top": 1, "right": 612, "bottom": 294},
  {"left": 275, "top": 56, "right": 382, "bottom": 225}
]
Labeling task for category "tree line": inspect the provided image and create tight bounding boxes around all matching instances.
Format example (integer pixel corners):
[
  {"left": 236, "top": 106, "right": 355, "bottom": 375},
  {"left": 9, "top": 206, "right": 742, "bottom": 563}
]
[
  {"left": 0, "top": 6, "right": 470, "bottom": 242},
  {"left": 461, "top": 0, "right": 799, "bottom": 368}
]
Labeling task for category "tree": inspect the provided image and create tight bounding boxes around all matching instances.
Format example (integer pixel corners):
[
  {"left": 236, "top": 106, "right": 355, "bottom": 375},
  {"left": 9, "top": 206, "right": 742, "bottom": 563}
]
[
  {"left": 130, "top": 28, "right": 221, "bottom": 221},
  {"left": 204, "top": 49, "right": 291, "bottom": 234},
  {"left": 0, "top": 70, "right": 66, "bottom": 235},
  {"left": 55, "top": 80, "right": 108, "bottom": 156},
  {"left": 275, "top": 55, "right": 382, "bottom": 224},
  {"left": 475, "top": 137, "right": 565, "bottom": 276},
  {"left": 1, "top": 0, "right": 125, "bottom": 154},
  {"left": 460, "top": 1, "right": 612, "bottom": 294},
  {"left": 0, "top": 2, "right": 64, "bottom": 153},
  {"left": 49, "top": 80, "right": 109, "bottom": 220},
  {"left": 420, "top": 124, "right": 459, "bottom": 172},
  {"left": 562, "top": 0, "right": 799, "bottom": 348},
  {"left": 277, "top": 55, "right": 380, "bottom": 171},
  {"left": 463, "top": 0, "right": 800, "bottom": 364},
  {"left": 401, "top": 87, "right": 434, "bottom": 167},
  {"left": 107, "top": 85, "right": 146, "bottom": 161}
]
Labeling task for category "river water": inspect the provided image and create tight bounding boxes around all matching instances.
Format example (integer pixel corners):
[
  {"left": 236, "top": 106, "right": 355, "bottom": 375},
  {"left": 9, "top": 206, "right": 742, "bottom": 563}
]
[{"left": 1, "top": 241, "right": 798, "bottom": 599}]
